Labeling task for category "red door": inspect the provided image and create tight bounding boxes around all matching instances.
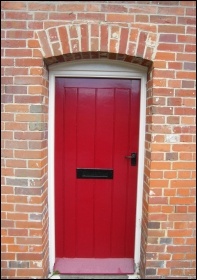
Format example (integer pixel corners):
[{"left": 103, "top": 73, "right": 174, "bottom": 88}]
[{"left": 55, "top": 77, "right": 140, "bottom": 264}]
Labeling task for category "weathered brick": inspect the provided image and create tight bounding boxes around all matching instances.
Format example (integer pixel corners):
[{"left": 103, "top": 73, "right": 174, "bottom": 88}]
[
  {"left": 146, "top": 268, "right": 156, "bottom": 275},
  {"left": 166, "top": 153, "right": 178, "bottom": 161},
  {"left": 9, "top": 261, "right": 29, "bottom": 268},
  {"left": 6, "top": 178, "right": 28, "bottom": 187},
  {"left": 148, "top": 222, "right": 161, "bottom": 229},
  {"left": 29, "top": 122, "right": 46, "bottom": 131},
  {"left": 15, "top": 187, "right": 42, "bottom": 195}
]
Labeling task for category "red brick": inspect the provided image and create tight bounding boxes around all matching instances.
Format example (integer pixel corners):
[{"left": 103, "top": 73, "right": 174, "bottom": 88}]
[
  {"left": 119, "top": 28, "right": 129, "bottom": 54},
  {"left": 15, "top": 114, "right": 44, "bottom": 122},
  {"left": 5, "top": 67, "right": 28, "bottom": 76},
  {"left": 28, "top": 2, "right": 55, "bottom": 11},
  {"left": 171, "top": 180, "right": 195, "bottom": 188},
  {"left": 37, "top": 30, "right": 53, "bottom": 58},
  {"left": 28, "top": 21, "right": 43, "bottom": 30},
  {"left": 57, "top": 26, "right": 70, "bottom": 54},
  {"left": 151, "top": 15, "right": 176, "bottom": 24},
  {"left": 16, "top": 221, "right": 42, "bottom": 229},
  {"left": 1, "top": 236, "right": 14, "bottom": 244},
  {"left": 8, "top": 229, "right": 28, "bottom": 237},
  {"left": 135, "top": 15, "right": 149, "bottom": 22},
  {"left": 175, "top": 89, "right": 196, "bottom": 97},
  {"left": 149, "top": 197, "right": 168, "bottom": 204},
  {"left": 28, "top": 39, "right": 40, "bottom": 48},
  {"left": 86, "top": 3, "right": 100, "bottom": 12},
  {"left": 15, "top": 204, "right": 42, "bottom": 213},
  {"left": 2, "top": 2, "right": 26, "bottom": 10},
  {"left": 101, "top": 4, "right": 127, "bottom": 13},
  {"left": 16, "top": 237, "right": 42, "bottom": 245},
  {"left": 1, "top": 39, "right": 26, "bottom": 48},
  {"left": 5, "top": 140, "right": 28, "bottom": 149},
  {"left": 182, "top": 98, "right": 196, "bottom": 107},
  {"left": 176, "top": 71, "right": 196, "bottom": 79},
  {"left": 151, "top": 144, "right": 171, "bottom": 152},
  {"left": 15, "top": 59, "right": 43, "bottom": 67},
  {"left": 172, "top": 144, "right": 195, "bottom": 152},
  {"left": 17, "top": 253, "right": 43, "bottom": 261},
  {"left": 180, "top": 1, "right": 196, "bottom": 6},
  {"left": 164, "top": 171, "right": 177, "bottom": 179},
  {"left": 162, "top": 206, "right": 174, "bottom": 213},
  {"left": 130, "top": 6, "right": 157, "bottom": 14},
  {"left": 2, "top": 21, "right": 27, "bottom": 30},
  {"left": 15, "top": 169, "right": 43, "bottom": 178},
  {"left": 177, "top": 53, "right": 196, "bottom": 62},
  {"left": 1, "top": 58, "right": 14, "bottom": 66},
  {"left": 5, "top": 11, "right": 33, "bottom": 20},
  {"left": 78, "top": 13, "right": 105, "bottom": 21},
  {"left": 167, "top": 260, "right": 191, "bottom": 268},
  {"left": 188, "top": 206, "right": 196, "bottom": 213},
  {"left": 1, "top": 268, "right": 16, "bottom": 277},
  {"left": 178, "top": 16, "right": 196, "bottom": 25},
  {"left": 169, "top": 213, "right": 195, "bottom": 221},
  {"left": 6, "top": 30, "right": 33, "bottom": 39},
  {"left": 158, "top": 43, "right": 184, "bottom": 52},
  {"left": 17, "top": 268, "right": 44, "bottom": 277},
  {"left": 107, "top": 14, "right": 134, "bottom": 22},
  {"left": 100, "top": 25, "right": 108, "bottom": 52},
  {"left": 8, "top": 245, "right": 28, "bottom": 253},
  {"left": 1, "top": 113, "right": 14, "bottom": 121},
  {"left": 14, "top": 131, "right": 44, "bottom": 140},
  {"left": 177, "top": 189, "right": 190, "bottom": 197},
  {"left": 57, "top": 3, "right": 85, "bottom": 11},
  {"left": 170, "top": 197, "right": 195, "bottom": 205},
  {"left": 71, "top": 39, "right": 80, "bottom": 53},
  {"left": 167, "top": 245, "right": 192, "bottom": 253},
  {"left": 147, "top": 244, "right": 165, "bottom": 253},
  {"left": 187, "top": 26, "right": 196, "bottom": 34},
  {"left": 158, "top": 25, "right": 185, "bottom": 33},
  {"left": 175, "top": 206, "right": 188, "bottom": 213},
  {"left": 133, "top": 23, "right": 157, "bottom": 32},
  {"left": 7, "top": 213, "right": 28, "bottom": 221},
  {"left": 14, "top": 150, "right": 42, "bottom": 159},
  {"left": 14, "top": 95, "right": 43, "bottom": 104},
  {"left": 5, "top": 122, "right": 28, "bottom": 131}
]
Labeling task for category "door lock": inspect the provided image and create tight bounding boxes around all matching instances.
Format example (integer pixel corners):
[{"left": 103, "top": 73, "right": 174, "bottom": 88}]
[{"left": 125, "top": 153, "right": 137, "bottom": 166}]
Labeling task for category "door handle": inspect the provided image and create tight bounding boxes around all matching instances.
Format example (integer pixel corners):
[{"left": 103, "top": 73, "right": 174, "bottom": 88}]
[{"left": 125, "top": 153, "right": 137, "bottom": 166}]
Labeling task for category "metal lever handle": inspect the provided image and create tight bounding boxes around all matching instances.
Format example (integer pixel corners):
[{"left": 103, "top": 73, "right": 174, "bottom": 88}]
[{"left": 125, "top": 153, "right": 137, "bottom": 166}]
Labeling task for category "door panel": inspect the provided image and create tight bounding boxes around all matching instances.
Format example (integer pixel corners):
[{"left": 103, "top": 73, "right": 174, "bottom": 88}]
[{"left": 55, "top": 78, "right": 140, "bottom": 258}]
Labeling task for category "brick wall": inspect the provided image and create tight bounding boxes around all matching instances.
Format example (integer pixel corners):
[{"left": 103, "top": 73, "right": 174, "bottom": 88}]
[{"left": 1, "top": 1, "right": 196, "bottom": 279}]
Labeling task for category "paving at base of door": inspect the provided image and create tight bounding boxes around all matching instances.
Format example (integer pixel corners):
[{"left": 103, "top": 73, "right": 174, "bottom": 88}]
[{"left": 60, "top": 275, "right": 140, "bottom": 279}]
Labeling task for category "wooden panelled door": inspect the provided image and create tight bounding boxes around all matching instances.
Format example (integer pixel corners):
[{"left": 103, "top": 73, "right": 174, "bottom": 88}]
[{"left": 55, "top": 77, "right": 140, "bottom": 270}]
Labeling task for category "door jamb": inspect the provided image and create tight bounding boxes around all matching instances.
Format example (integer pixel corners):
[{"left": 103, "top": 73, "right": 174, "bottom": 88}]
[{"left": 48, "top": 59, "right": 147, "bottom": 273}]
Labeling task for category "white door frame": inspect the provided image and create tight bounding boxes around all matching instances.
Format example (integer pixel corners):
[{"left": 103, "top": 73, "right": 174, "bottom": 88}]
[{"left": 48, "top": 59, "right": 147, "bottom": 273}]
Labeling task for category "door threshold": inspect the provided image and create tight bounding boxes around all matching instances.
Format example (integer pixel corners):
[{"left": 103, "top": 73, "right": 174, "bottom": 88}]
[
  {"left": 59, "top": 275, "right": 129, "bottom": 279},
  {"left": 54, "top": 258, "right": 134, "bottom": 275}
]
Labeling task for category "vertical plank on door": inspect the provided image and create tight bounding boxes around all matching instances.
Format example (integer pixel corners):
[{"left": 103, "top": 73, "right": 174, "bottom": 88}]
[
  {"left": 111, "top": 88, "right": 130, "bottom": 257},
  {"left": 63, "top": 88, "right": 78, "bottom": 257},
  {"left": 55, "top": 78, "right": 65, "bottom": 257},
  {"left": 125, "top": 80, "right": 140, "bottom": 256},
  {"left": 94, "top": 88, "right": 114, "bottom": 257},
  {"left": 76, "top": 88, "right": 95, "bottom": 257}
]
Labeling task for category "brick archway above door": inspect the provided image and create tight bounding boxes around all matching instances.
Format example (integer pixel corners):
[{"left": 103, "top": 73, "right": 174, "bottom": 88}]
[{"left": 36, "top": 23, "right": 158, "bottom": 67}]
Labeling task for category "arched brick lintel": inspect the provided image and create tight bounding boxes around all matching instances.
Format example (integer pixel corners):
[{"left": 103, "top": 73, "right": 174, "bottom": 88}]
[{"left": 37, "top": 23, "right": 158, "bottom": 68}]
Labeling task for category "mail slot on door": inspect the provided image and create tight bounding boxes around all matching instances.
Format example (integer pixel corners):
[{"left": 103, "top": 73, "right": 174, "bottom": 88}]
[{"left": 76, "top": 168, "right": 113, "bottom": 179}]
